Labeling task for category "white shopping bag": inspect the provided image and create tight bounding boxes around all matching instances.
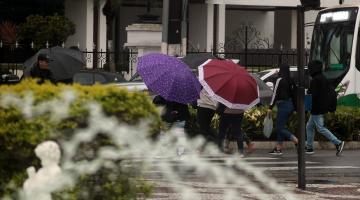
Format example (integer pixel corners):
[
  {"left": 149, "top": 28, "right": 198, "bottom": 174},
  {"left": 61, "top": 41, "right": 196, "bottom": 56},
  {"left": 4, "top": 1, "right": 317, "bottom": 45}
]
[{"left": 263, "top": 113, "right": 273, "bottom": 138}]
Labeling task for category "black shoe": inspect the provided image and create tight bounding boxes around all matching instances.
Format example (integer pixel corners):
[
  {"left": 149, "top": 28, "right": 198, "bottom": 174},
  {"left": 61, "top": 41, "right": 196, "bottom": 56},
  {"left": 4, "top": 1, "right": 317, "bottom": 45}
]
[
  {"left": 269, "top": 148, "right": 282, "bottom": 156},
  {"left": 305, "top": 148, "right": 315, "bottom": 155},
  {"left": 336, "top": 141, "right": 345, "bottom": 156}
]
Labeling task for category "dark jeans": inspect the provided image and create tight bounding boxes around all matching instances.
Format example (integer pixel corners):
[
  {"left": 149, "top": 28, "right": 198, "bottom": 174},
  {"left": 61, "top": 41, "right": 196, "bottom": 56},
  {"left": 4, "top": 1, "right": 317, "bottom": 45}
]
[
  {"left": 218, "top": 113, "right": 244, "bottom": 153},
  {"left": 276, "top": 100, "right": 295, "bottom": 144},
  {"left": 197, "top": 106, "right": 216, "bottom": 142}
]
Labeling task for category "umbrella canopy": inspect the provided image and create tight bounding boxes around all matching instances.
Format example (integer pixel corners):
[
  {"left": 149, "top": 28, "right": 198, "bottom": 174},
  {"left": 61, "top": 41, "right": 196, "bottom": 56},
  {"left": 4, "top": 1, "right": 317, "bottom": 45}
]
[
  {"left": 137, "top": 53, "right": 201, "bottom": 104},
  {"left": 198, "top": 59, "right": 260, "bottom": 110},
  {"left": 181, "top": 53, "right": 216, "bottom": 71},
  {"left": 24, "top": 46, "right": 86, "bottom": 81}
]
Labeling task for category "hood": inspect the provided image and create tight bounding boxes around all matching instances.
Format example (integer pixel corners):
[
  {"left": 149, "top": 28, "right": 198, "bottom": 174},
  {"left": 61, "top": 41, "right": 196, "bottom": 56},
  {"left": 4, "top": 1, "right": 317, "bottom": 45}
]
[
  {"left": 279, "top": 64, "right": 290, "bottom": 78},
  {"left": 308, "top": 60, "right": 322, "bottom": 77}
]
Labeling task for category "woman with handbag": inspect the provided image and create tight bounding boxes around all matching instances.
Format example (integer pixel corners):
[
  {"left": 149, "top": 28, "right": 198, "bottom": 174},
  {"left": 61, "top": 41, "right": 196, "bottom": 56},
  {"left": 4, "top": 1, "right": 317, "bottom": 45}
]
[{"left": 268, "top": 64, "right": 298, "bottom": 156}]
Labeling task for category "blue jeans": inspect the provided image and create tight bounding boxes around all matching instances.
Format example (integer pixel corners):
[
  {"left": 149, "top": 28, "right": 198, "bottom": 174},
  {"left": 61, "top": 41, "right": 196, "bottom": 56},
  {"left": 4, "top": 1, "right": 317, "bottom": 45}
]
[
  {"left": 306, "top": 114, "right": 341, "bottom": 149},
  {"left": 276, "top": 100, "right": 296, "bottom": 144}
]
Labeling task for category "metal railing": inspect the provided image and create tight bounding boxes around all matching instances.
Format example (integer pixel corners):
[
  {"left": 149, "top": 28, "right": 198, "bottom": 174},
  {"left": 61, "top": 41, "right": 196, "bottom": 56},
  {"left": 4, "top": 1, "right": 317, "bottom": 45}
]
[
  {"left": 1, "top": 42, "right": 308, "bottom": 76},
  {"left": 0, "top": 44, "right": 138, "bottom": 76},
  {"left": 188, "top": 48, "right": 310, "bottom": 73}
]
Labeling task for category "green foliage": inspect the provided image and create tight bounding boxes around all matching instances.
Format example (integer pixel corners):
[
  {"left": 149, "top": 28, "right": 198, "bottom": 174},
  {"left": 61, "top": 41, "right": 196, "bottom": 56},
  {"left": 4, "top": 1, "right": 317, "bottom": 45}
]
[
  {"left": 185, "top": 106, "right": 360, "bottom": 141},
  {"left": 18, "top": 14, "right": 75, "bottom": 48},
  {"left": 64, "top": 167, "right": 152, "bottom": 200},
  {"left": 0, "top": 79, "right": 161, "bottom": 198}
]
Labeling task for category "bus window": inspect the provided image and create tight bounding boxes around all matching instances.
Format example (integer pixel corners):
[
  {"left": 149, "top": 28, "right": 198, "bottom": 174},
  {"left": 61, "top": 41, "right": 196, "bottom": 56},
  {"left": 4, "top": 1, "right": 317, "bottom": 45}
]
[{"left": 356, "top": 28, "right": 360, "bottom": 71}]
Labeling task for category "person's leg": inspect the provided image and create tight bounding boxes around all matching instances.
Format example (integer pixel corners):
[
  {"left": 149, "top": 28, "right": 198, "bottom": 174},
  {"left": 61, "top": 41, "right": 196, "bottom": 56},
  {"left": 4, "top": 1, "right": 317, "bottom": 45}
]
[
  {"left": 312, "top": 115, "right": 344, "bottom": 156},
  {"left": 312, "top": 115, "right": 341, "bottom": 145},
  {"left": 218, "top": 114, "right": 232, "bottom": 152},
  {"left": 275, "top": 101, "right": 295, "bottom": 147},
  {"left": 197, "top": 107, "right": 216, "bottom": 142},
  {"left": 306, "top": 115, "right": 316, "bottom": 150},
  {"left": 231, "top": 114, "right": 244, "bottom": 154},
  {"left": 173, "top": 121, "right": 186, "bottom": 156},
  {"left": 270, "top": 101, "right": 296, "bottom": 155},
  {"left": 243, "top": 131, "right": 255, "bottom": 153}
]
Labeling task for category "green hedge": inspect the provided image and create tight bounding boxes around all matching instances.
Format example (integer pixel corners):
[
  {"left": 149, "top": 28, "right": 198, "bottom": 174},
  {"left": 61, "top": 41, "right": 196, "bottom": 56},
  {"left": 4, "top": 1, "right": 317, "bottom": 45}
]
[
  {"left": 185, "top": 106, "right": 360, "bottom": 142},
  {"left": 0, "top": 80, "right": 161, "bottom": 198}
]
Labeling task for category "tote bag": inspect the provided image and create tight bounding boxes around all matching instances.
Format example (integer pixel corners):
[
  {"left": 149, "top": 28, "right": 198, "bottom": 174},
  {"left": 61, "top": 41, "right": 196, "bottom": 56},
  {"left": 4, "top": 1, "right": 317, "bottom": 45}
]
[{"left": 263, "top": 113, "right": 273, "bottom": 138}]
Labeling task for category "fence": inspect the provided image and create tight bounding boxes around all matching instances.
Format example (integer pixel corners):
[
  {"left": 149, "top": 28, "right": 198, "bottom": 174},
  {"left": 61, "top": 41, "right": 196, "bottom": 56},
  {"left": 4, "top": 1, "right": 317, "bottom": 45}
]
[
  {"left": 0, "top": 44, "right": 138, "bottom": 77},
  {"left": 189, "top": 48, "right": 310, "bottom": 73},
  {"left": 0, "top": 43, "right": 309, "bottom": 77}
]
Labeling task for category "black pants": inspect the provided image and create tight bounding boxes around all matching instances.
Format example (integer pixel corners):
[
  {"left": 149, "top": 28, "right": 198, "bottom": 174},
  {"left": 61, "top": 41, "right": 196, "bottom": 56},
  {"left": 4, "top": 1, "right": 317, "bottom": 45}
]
[
  {"left": 197, "top": 106, "right": 216, "bottom": 143},
  {"left": 218, "top": 113, "right": 244, "bottom": 153}
]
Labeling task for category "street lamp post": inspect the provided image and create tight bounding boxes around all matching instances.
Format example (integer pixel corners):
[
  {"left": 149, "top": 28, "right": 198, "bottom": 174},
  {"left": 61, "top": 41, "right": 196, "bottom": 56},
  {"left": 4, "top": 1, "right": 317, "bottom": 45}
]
[{"left": 297, "top": 5, "right": 306, "bottom": 190}]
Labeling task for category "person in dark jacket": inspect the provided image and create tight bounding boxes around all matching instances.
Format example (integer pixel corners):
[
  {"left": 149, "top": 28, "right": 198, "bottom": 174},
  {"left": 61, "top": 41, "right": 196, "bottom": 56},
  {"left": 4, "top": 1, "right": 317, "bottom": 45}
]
[
  {"left": 216, "top": 103, "right": 246, "bottom": 157},
  {"left": 30, "top": 53, "right": 54, "bottom": 84},
  {"left": 153, "top": 95, "right": 189, "bottom": 124},
  {"left": 305, "top": 60, "right": 344, "bottom": 156},
  {"left": 153, "top": 95, "right": 189, "bottom": 156},
  {"left": 268, "top": 64, "right": 298, "bottom": 156}
]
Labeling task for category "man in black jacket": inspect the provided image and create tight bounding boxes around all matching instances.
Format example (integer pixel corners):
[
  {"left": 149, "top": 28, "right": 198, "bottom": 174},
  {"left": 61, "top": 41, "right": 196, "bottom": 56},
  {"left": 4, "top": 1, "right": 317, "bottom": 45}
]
[
  {"left": 30, "top": 53, "right": 54, "bottom": 84},
  {"left": 306, "top": 60, "right": 344, "bottom": 156}
]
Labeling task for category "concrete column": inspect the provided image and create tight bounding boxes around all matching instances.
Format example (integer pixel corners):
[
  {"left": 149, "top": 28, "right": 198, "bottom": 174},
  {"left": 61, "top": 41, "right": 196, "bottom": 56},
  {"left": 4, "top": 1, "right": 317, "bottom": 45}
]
[
  {"left": 291, "top": 10, "right": 297, "bottom": 49},
  {"left": 206, "top": 4, "right": 214, "bottom": 52},
  {"left": 217, "top": 4, "right": 226, "bottom": 53},
  {"left": 161, "top": 0, "right": 169, "bottom": 54}
]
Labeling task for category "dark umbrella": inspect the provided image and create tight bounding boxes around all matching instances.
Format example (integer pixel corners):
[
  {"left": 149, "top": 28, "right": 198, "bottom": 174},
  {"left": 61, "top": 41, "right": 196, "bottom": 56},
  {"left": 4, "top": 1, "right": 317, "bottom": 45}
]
[
  {"left": 23, "top": 46, "right": 86, "bottom": 81},
  {"left": 250, "top": 73, "right": 273, "bottom": 105},
  {"left": 181, "top": 53, "right": 216, "bottom": 71},
  {"left": 137, "top": 53, "right": 201, "bottom": 104}
]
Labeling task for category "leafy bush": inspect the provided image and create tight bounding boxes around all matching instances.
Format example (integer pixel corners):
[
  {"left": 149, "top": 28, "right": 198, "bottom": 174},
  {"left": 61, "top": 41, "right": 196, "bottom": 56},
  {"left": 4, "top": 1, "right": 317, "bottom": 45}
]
[
  {"left": 0, "top": 80, "right": 161, "bottom": 198},
  {"left": 185, "top": 106, "right": 360, "bottom": 142},
  {"left": 18, "top": 14, "right": 75, "bottom": 48}
]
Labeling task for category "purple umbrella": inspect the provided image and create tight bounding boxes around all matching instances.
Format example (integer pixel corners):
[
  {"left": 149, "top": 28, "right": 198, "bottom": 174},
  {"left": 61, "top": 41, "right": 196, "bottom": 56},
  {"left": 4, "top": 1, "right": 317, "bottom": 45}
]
[{"left": 137, "top": 53, "right": 201, "bottom": 104}]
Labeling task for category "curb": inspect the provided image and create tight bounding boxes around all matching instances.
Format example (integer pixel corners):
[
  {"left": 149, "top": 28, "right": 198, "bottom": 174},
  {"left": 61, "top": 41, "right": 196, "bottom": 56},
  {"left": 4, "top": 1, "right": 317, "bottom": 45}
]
[{"left": 226, "top": 141, "right": 360, "bottom": 150}]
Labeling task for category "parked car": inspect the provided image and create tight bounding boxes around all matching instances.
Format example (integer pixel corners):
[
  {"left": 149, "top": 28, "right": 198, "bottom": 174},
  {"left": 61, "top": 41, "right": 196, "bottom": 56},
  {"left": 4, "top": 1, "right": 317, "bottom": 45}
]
[
  {"left": 0, "top": 72, "right": 20, "bottom": 85},
  {"left": 250, "top": 73, "right": 273, "bottom": 105},
  {"left": 73, "top": 69, "right": 148, "bottom": 91},
  {"left": 256, "top": 66, "right": 310, "bottom": 90},
  {"left": 73, "top": 69, "right": 126, "bottom": 85}
]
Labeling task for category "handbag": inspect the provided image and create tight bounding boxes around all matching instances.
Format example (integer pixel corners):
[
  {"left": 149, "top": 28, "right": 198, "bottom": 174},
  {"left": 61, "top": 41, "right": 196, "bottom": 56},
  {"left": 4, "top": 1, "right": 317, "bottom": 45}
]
[{"left": 263, "top": 113, "right": 273, "bottom": 138}]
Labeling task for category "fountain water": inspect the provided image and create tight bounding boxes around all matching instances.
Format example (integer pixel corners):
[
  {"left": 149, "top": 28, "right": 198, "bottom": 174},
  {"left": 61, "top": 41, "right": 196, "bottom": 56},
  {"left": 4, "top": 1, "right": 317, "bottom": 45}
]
[{"left": 0, "top": 90, "right": 298, "bottom": 200}]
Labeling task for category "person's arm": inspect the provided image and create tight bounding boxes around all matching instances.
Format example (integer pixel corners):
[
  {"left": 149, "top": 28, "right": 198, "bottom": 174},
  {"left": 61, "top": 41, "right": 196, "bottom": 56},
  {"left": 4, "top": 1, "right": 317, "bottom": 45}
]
[
  {"left": 216, "top": 102, "right": 226, "bottom": 114},
  {"left": 153, "top": 95, "right": 167, "bottom": 105},
  {"left": 269, "top": 78, "right": 282, "bottom": 110}
]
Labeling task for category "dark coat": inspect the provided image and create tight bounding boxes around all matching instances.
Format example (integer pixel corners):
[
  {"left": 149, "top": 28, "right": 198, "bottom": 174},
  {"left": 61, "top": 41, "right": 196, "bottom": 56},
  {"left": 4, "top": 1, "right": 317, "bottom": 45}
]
[
  {"left": 30, "top": 64, "right": 54, "bottom": 84},
  {"left": 153, "top": 95, "right": 189, "bottom": 123},
  {"left": 269, "top": 64, "right": 294, "bottom": 109},
  {"left": 308, "top": 62, "right": 331, "bottom": 115}
]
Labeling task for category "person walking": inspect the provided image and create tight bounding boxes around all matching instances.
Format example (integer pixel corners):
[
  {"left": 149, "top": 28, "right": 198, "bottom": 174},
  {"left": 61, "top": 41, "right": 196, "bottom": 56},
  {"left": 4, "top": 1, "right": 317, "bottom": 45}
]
[
  {"left": 29, "top": 53, "right": 55, "bottom": 84},
  {"left": 196, "top": 88, "right": 218, "bottom": 145},
  {"left": 305, "top": 60, "right": 345, "bottom": 156},
  {"left": 153, "top": 95, "right": 190, "bottom": 156},
  {"left": 217, "top": 103, "right": 246, "bottom": 156},
  {"left": 268, "top": 64, "right": 298, "bottom": 156}
]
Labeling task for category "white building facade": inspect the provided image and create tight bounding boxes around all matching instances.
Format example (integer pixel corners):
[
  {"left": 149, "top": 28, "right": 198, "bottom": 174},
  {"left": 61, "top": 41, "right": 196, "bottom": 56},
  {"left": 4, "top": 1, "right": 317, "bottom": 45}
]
[{"left": 64, "top": 0, "right": 360, "bottom": 69}]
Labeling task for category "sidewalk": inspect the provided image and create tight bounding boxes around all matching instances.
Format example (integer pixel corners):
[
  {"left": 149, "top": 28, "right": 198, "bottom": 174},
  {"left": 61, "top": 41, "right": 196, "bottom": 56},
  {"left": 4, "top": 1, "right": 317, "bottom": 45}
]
[{"left": 227, "top": 140, "right": 360, "bottom": 150}]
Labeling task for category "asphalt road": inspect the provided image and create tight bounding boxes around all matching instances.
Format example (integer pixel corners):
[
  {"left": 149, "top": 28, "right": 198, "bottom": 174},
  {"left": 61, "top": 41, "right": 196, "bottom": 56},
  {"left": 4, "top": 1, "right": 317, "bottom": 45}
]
[{"left": 142, "top": 150, "right": 360, "bottom": 200}]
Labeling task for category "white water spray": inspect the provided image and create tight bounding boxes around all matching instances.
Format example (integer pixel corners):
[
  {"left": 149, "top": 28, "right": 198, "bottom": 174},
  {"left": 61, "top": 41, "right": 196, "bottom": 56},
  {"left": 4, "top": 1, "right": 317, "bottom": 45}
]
[{"left": 1, "top": 90, "right": 298, "bottom": 200}]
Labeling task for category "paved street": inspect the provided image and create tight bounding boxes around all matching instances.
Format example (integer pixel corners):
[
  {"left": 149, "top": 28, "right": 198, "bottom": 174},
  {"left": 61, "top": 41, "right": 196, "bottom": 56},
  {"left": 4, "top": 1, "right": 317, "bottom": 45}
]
[{"left": 143, "top": 150, "right": 360, "bottom": 200}]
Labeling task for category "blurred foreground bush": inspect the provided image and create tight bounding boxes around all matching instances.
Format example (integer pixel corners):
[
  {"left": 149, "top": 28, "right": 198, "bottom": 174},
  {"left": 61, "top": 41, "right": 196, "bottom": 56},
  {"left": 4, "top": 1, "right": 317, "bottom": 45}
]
[{"left": 0, "top": 79, "right": 161, "bottom": 198}]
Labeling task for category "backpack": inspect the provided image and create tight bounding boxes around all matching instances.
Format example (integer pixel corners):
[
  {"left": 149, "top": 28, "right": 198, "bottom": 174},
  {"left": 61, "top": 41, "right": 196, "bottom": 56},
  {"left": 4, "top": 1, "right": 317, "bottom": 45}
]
[{"left": 327, "top": 84, "right": 337, "bottom": 113}]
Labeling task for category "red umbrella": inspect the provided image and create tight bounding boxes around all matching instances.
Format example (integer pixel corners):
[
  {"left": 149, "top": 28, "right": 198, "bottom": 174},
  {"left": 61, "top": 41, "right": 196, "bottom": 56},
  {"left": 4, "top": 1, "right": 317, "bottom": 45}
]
[{"left": 198, "top": 59, "right": 260, "bottom": 110}]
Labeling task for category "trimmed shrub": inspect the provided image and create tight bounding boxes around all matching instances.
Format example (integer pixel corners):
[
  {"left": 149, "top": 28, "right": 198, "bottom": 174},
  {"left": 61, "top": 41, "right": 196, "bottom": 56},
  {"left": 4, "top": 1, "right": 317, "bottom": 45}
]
[
  {"left": 0, "top": 79, "right": 161, "bottom": 198},
  {"left": 185, "top": 105, "right": 360, "bottom": 142}
]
